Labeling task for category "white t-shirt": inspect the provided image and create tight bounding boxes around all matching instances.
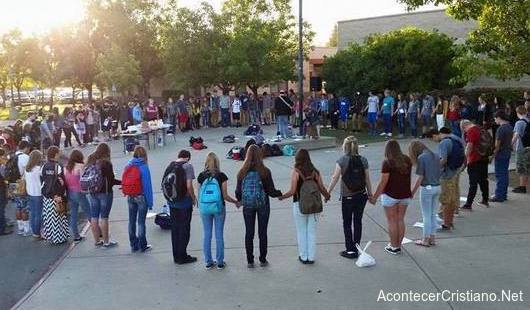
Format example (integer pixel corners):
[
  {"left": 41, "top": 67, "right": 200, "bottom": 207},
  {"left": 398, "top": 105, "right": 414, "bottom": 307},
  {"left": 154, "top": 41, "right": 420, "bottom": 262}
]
[
  {"left": 16, "top": 151, "right": 29, "bottom": 176},
  {"left": 232, "top": 99, "right": 241, "bottom": 113},
  {"left": 24, "top": 166, "right": 42, "bottom": 197},
  {"left": 367, "top": 96, "right": 379, "bottom": 113}
]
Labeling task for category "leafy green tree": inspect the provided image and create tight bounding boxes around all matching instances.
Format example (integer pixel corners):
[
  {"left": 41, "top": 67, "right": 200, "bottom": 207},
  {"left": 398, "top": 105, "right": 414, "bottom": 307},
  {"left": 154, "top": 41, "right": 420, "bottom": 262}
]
[
  {"left": 96, "top": 44, "right": 141, "bottom": 96},
  {"left": 0, "top": 50, "right": 9, "bottom": 106},
  {"left": 323, "top": 27, "right": 462, "bottom": 95},
  {"left": 327, "top": 24, "right": 338, "bottom": 47},
  {"left": 398, "top": 0, "right": 530, "bottom": 80}
]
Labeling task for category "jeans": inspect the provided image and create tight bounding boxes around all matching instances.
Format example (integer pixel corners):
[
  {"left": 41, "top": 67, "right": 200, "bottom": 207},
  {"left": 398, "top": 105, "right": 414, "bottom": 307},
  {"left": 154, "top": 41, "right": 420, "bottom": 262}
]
[
  {"left": 128, "top": 195, "right": 149, "bottom": 251},
  {"left": 466, "top": 159, "right": 489, "bottom": 205},
  {"left": 277, "top": 115, "right": 289, "bottom": 138},
  {"left": 28, "top": 195, "right": 43, "bottom": 235},
  {"left": 221, "top": 108, "right": 231, "bottom": 127},
  {"left": 170, "top": 207, "right": 193, "bottom": 262},
  {"left": 0, "top": 198, "right": 6, "bottom": 233},
  {"left": 68, "top": 191, "right": 90, "bottom": 239},
  {"left": 87, "top": 193, "right": 114, "bottom": 219},
  {"left": 200, "top": 210, "right": 226, "bottom": 264},
  {"left": 243, "top": 206, "right": 270, "bottom": 263},
  {"left": 342, "top": 193, "right": 367, "bottom": 252},
  {"left": 450, "top": 120, "right": 462, "bottom": 137},
  {"left": 293, "top": 203, "right": 317, "bottom": 261},
  {"left": 494, "top": 153, "right": 511, "bottom": 200},
  {"left": 421, "top": 114, "right": 432, "bottom": 128},
  {"left": 408, "top": 113, "right": 418, "bottom": 137},
  {"left": 201, "top": 111, "right": 210, "bottom": 127},
  {"left": 250, "top": 110, "right": 260, "bottom": 124},
  {"left": 420, "top": 185, "right": 441, "bottom": 237},
  {"left": 397, "top": 113, "right": 406, "bottom": 135},
  {"left": 383, "top": 113, "right": 392, "bottom": 134}
]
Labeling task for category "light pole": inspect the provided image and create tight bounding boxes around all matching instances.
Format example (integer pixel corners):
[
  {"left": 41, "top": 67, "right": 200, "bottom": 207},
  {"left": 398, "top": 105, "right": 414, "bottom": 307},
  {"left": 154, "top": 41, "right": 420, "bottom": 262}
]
[{"left": 297, "top": 0, "right": 304, "bottom": 136}]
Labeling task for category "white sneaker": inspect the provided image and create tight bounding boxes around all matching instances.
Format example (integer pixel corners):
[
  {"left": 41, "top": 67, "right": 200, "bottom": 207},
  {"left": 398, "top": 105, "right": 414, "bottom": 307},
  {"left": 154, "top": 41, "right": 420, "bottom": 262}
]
[
  {"left": 379, "top": 132, "right": 387, "bottom": 136},
  {"left": 387, "top": 133, "right": 392, "bottom": 137}
]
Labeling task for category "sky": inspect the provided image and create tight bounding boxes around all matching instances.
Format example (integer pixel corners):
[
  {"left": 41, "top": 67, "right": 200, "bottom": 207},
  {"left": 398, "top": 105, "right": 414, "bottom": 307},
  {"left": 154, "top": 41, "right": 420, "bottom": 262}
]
[{"left": 0, "top": 0, "right": 442, "bottom": 45}]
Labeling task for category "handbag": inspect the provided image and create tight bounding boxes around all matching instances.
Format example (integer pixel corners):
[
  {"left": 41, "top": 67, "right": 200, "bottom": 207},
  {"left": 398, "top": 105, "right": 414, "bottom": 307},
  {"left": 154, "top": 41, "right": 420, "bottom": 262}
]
[
  {"left": 15, "top": 178, "right": 27, "bottom": 196},
  {"left": 55, "top": 198, "right": 68, "bottom": 216}
]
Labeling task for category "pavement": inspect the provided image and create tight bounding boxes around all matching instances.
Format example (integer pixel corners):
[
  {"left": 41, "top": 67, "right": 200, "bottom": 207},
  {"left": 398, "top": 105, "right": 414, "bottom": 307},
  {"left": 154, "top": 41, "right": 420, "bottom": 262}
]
[{"left": 6, "top": 125, "right": 530, "bottom": 310}]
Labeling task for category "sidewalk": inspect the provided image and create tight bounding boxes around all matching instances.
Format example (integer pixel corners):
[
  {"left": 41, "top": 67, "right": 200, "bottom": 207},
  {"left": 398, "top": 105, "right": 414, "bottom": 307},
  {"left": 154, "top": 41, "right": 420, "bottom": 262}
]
[{"left": 11, "top": 127, "right": 530, "bottom": 310}]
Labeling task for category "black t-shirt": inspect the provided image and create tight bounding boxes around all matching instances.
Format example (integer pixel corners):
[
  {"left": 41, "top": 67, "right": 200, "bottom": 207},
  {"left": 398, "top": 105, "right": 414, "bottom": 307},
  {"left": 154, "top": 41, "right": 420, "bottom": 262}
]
[{"left": 197, "top": 170, "right": 228, "bottom": 205}]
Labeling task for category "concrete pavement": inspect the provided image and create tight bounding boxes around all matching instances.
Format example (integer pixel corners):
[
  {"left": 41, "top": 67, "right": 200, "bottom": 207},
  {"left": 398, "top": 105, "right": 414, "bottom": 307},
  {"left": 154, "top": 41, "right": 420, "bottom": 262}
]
[{"left": 10, "top": 126, "right": 530, "bottom": 310}]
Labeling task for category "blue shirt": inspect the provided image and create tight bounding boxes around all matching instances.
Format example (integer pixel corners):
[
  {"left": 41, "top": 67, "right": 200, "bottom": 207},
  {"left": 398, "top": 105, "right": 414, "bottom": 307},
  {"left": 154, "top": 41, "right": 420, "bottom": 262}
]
[
  {"left": 382, "top": 96, "right": 394, "bottom": 114},
  {"left": 320, "top": 99, "right": 328, "bottom": 112}
]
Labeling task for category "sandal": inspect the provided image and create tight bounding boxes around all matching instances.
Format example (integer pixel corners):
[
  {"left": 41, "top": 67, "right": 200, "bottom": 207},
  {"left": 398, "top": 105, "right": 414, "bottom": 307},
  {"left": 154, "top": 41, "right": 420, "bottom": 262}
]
[
  {"left": 428, "top": 238, "right": 436, "bottom": 246},
  {"left": 415, "top": 240, "right": 430, "bottom": 247}
]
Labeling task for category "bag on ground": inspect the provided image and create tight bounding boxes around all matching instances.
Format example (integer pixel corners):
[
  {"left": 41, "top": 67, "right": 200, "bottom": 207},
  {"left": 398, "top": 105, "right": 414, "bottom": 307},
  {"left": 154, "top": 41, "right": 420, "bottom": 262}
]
[
  {"left": 342, "top": 155, "right": 366, "bottom": 192},
  {"left": 198, "top": 176, "right": 223, "bottom": 215},
  {"left": 261, "top": 144, "right": 272, "bottom": 157},
  {"left": 241, "top": 171, "right": 266, "bottom": 208},
  {"left": 297, "top": 170, "right": 323, "bottom": 215},
  {"left": 222, "top": 135, "right": 236, "bottom": 143},
  {"left": 244, "top": 124, "right": 262, "bottom": 136},
  {"left": 355, "top": 241, "right": 376, "bottom": 268},
  {"left": 125, "top": 137, "right": 139, "bottom": 153},
  {"left": 155, "top": 211, "right": 171, "bottom": 230},
  {"left": 161, "top": 162, "right": 187, "bottom": 203},
  {"left": 282, "top": 145, "right": 296, "bottom": 156},
  {"left": 121, "top": 165, "right": 142, "bottom": 196},
  {"left": 80, "top": 163, "right": 104, "bottom": 193},
  {"left": 271, "top": 144, "right": 283, "bottom": 156}
]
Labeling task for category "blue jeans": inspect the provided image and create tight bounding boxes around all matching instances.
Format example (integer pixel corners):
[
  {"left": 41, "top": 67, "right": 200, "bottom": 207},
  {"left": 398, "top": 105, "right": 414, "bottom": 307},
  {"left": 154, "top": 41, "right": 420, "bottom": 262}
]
[
  {"left": 200, "top": 210, "right": 226, "bottom": 264},
  {"left": 408, "top": 113, "right": 418, "bottom": 137},
  {"left": 494, "top": 153, "right": 511, "bottom": 200},
  {"left": 0, "top": 197, "right": 6, "bottom": 233},
  {"left": 293, "top": 203, "right": 317, "bottom": 261},
  {"left": 68, "top": 191, "right": 90, "bottom": 239},
  {"left": 221, "top": 108, "right": 231, "bottom": 127},
  {"left": 420, "top": 185, "right": 441, "bottom": 237},
  {"left": 202, "top": 111, "right": 210, "bottom": 127},
  {"left": 397, "top": 113, "right": 406, "bottom": 135},
  {"left": 383, "top": 113, "right": 392, "bottom": 134},
  {"left": 277, "top": 115, "right": 289, "bottom": 138},
  {"left": 128, "top": 195, "right": 148, "bottom": 251},
  {"left": 450, "top": 120, "right": 462, "bottom": 137},
  {"left": 421, "top": 114, "right": 432, "bottom": 128},
  {"left": 28, "top": 195, "right": 43, "bottom": 235},
  {"left": 250, "top": 109, "right": 260, "bottom": 124},
  {"left": 87, "top": 192, "right": 114, "bottom": 219}
]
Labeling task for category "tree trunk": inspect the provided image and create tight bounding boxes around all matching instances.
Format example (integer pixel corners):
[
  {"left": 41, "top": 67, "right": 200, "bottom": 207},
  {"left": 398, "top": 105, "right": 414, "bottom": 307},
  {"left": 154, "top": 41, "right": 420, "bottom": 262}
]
[
  {"left": 143, "top": 77, "right": 150, "bottom": 98},
  {"left": 16, "top": 87, "right": 21, "bottom": 105},
  {"left": 0, "top": 88, "right": 6, "bottom": 107},
  {"left": 49, "top": 88, "right": 54, "bottom": 110},
  {"left": 72, "top": 85, "right": 76, "bottom": 108},
  {"left": 87, "top": 84, "right": 93, "bottom": 103}
]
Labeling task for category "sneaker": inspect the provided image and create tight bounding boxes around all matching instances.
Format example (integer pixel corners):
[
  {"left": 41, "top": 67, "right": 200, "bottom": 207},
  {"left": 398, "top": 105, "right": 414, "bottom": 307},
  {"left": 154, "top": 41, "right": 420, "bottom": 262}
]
[
  {"left": 259, "top": 260, "right": 269, "bottom": 267},
  {"left": 141, "top": 245, "right": 152, "bottom": 252},
  {"left": 73, "top": 237, "right": 84, "bottom": 243},
  {"left": 512, "top": 186, "right": 527, "bottom": 193},
  {"left": 205, "top": 262, "right": 215, "bottom": 270},
  {"left": 305, "top": 260, "right": 315, "bottom": 265},
  {"left": 176, "top": 256, "right": 197, "bottom": 265},
  {"left": 379, "top": 132, "right": 387, "bottom": 136},
  {"left": 384, "top": 245, "right": 400, "bottom": 255},
  {"left": 489, "top": 196, "right": 505, "bottom": 203},
  {"left": 440, "top": 224, "right": 453, "bottom": 231},
  {"left": 0, "top": 229, "right": 14, "bottom": 236},
  {"left": 387, "top": 133, "right": 392, "bottom": 137},
  {"left": 339, "top": 250, "right": 358, "bottom": 259},
  {"left": 217, "top": 262, "right": 226, "bottom": 270},
  {"left": 95, "top": 240, "right": 104, "bottom": 247},
  {"left": 247, "top": 263, "right": 255, "bottom": 269},
  {"left": 298, "top": 256, "right": 306, "bottom": 264},
  {"left": 461, "top": 204, "right": 472, "bottom": 210},
  {"left": 103, "top": 240, "right": 118, "bottom": 248},
  {"left": 479, "top": 200, "right": 489, "bottom": 208},
  {"left": 17, "top": 229, "right": 23, "bottom": 235}
]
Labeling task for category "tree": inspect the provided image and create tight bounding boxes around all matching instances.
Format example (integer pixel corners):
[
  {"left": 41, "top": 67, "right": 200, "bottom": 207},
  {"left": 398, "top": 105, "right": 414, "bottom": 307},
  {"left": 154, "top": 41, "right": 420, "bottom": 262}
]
[
  {"left": 0, "top": 50, "right": 9, "bottom": 106},
  {"left": 322, "top": 27, "right": 462, "bottom": 96},
  {"left": 327, "top": 24, "right": 338, "bottom": 47},
  {"left": 398, "top": 0, "right": 530, "bottom": 80},
  {"left": 96, "top": 44, "right": 141, "bottom": 96}
]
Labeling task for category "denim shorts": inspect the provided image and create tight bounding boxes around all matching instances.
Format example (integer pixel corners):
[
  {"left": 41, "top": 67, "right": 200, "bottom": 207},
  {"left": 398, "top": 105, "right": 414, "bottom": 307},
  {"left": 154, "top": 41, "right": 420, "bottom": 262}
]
[
  {"left": 13, "top": 195, "right": 28, "bottom": 211},
  {"left": 380, "top": 194, "right": 411, "bottom": 207},
  {"left": 88, "top": 192, "right": 114, "bottom": 219},
  {"left": 367, "top": 112, "right": 377, "bottom": 123}
]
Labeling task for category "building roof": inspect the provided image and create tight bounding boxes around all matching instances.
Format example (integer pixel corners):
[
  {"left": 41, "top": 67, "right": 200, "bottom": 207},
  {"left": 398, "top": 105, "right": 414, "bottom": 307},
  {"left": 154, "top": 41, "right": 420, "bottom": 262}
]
[{"left": 309, "top": 47, "right": 337, "bottom": 61}]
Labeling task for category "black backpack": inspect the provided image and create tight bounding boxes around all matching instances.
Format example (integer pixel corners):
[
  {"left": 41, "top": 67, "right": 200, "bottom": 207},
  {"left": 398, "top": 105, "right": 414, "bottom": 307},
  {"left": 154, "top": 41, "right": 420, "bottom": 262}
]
[
  {"left": 444, "top": 137, "right": 465, "bottom": 170},
  {"left": 521, "top": 119, "right": 530, "bottom": 148},
  {"left": 5, "top": 153, "right": 21, "bottom": 183},
  {"left": 271, "top": 144, "right": 282, "bottom": 156},
  {"left": 262, "top": 144, "right": 272, "bottom": 157},
  {"left": 161, "top": 162, "right": 188, "bottom": 203},
  {"left": 342, "top": 155, "right": 366, "bottom": 193},
  {"left": 154, "top": 212, "right": 171, "bottom": 230}
]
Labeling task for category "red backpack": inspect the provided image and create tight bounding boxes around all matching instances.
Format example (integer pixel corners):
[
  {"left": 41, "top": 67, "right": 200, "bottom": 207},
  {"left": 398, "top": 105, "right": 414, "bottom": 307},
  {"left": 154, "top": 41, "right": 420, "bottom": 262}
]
[{"left": 122, "top": 165, "right": 142, "bottom": 196}]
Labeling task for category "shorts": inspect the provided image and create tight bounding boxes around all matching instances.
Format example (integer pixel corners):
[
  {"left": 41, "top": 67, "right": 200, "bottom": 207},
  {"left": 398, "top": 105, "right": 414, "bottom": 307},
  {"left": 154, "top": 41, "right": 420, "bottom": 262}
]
[
  {"left": 367, "top": 112, "right": 377, "bottom": 124},
  {"left": 88, "top": 192, "right": 114, "bottom": 219},
  {"left": 516, "top": 148, "right": 530, "bottom": 175},
  {"left": 232, "top": 112, "right": 240, "bottom": 120},
  {"left": 440, "top": 173, "right": 460, "bottom": 206},
  {"left": 380, "top": 194, "right": 411, "bottom": 207},
  {"left": 12, "top": 195, "right": 28, "bottom": 211}
]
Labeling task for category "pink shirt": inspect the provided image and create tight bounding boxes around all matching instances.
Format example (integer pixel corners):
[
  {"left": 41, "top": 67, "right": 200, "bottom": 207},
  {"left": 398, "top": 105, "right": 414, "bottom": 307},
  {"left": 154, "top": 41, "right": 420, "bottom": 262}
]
[{"left": 65, "top": 163, "right": 83, "bottom": 192}]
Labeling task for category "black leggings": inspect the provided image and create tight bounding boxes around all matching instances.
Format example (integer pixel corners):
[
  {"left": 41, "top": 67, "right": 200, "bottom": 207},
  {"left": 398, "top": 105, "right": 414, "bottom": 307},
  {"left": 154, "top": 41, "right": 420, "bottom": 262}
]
[
  {"left": 342, "top": 193, "right": 368, "bottom": 252},
  {"left": 243, "top": 206, "right": 270, "bottom": 264},
  {"left": 466, "top": 159, "right": 489, "bottom": 205},
  {"left": 170, "top": 207, "right": 192, "bottom": 262}
]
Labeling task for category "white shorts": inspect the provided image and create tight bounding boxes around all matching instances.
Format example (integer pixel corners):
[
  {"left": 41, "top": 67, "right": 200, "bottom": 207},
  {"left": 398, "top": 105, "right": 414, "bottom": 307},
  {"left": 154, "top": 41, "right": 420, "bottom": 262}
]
[{"left": 380, "top": 194, "right": 411, "bottom": 208}]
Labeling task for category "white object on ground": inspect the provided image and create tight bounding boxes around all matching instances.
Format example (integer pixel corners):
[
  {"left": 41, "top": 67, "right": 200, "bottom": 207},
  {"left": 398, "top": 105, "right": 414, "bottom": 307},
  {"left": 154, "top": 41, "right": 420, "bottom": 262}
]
[
  {"left": 355, "top": 241, "right": 376, "bottom": 268},
  {"left": 402, "top": 237, "right": 413, "bottom": 244}
]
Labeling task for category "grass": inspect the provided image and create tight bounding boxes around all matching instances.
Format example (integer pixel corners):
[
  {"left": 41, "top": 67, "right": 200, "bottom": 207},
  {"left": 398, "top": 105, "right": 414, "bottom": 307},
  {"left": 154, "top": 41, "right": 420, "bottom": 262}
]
[
  {"left": 0, "top": 103, "right": 73, "bottom": 121},
  {"left": 321, "top": 127, "right": 395, "bottom": 145}
]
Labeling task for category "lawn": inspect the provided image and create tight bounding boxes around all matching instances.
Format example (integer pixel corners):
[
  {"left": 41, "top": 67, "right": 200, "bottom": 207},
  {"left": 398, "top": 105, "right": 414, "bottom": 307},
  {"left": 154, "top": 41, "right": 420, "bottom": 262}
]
[{"left": 0, "top": 103, "right": 74, "bottom": 121}]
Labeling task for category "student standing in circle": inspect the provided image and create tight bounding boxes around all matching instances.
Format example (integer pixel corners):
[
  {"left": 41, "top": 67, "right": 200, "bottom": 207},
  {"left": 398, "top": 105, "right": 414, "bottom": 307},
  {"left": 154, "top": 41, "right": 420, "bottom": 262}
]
[{"left": 328, "top": 136, "right": 372, "bottom": 259}]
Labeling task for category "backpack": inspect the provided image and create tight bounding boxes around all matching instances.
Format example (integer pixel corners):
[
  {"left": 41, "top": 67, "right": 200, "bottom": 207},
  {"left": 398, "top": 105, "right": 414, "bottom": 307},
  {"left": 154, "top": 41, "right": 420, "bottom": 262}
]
[
  {"left": 198, "top": 175, "right": 223, "bottom": 215},
  {"left": 297, "top": 170, "right": 323, "bottom": 215},
  {"left": 241, "top": 171, "right": 266, "bottom": 208},
  {"left": 261, "top": 144, "right": 272, "bottom": 157},
  {"left": 5, "top": 153, "right": 21, "bottom": 183},
  {"left": 192, "top": 141, "right": 205, "bottom": 150},
  {"left": 125, "top": 137, "right": 139, "bottom": 153},
  {"left": 161, "top": 162, "right": 187, "bottom": 203},
  {"left": 444, "top": 137, "right": 465, "bottom": 170},
  {"left": 282, "top": 145, "right": 296, "bottom": 156},
  {"left": 244, "top": 124, "right": 262, "bottom": 136},
  {"left": 222, "top": 135, "right": 235, "bottom": 143},
  {"left": 342, "top": 155, "right": 366, "bottom": 193},
  {"left": 121, "top": 165, "right": 142, "bottom": 196},
  {"left": 477, "top": 128, "right": 494, "bottom": 158},
  {"left": 80, "top": 163, "right": 104, "bottom": 193},
  {"left": 521, "top": 119, "right": 530, "bottom": 148},
  {"left": 154, "top": 212, "right": 171, "bottom": 230},
  {"left": 254, "top": 133, "right": 265, "bottom": 145},
  {"left": 271, "top": 144, "right": 282, "bottom": 156}
]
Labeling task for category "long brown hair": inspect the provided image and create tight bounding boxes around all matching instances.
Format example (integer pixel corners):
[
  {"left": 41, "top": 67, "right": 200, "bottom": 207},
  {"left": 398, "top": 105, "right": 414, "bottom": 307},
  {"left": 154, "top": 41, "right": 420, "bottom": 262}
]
[
  {"left": 26, "top": 150, "right": 43, "bottom": 173},
  {"left": 408, "top": 140, "right": 429, "bottom": 166},
  {"left": 237, "top": 144, "right": 268, "bottom": 181},
  {"left": 87, "top": 143, "right": 111, "bottom": 165},
  {"left": 294, "top": 149, "right": 318, "bottom": 177},
  {"left": 66, "top": 150, "right": 84, "bottom": 172},
  {"left": 384, "top": 140, "right": 411, "bottom": 174}
]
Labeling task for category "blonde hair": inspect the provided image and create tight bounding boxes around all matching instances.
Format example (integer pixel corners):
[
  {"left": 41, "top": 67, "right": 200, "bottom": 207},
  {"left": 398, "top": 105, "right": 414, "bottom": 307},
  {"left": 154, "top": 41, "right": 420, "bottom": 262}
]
[
  {"left": 343, "top": 136, "right": 359, "bottom": 156},
  {"left": 26, "top": 150, "right": 43, "bottom": 173},
  {"left": 204, "top": 152, "right": 220, "bottom": 172}
]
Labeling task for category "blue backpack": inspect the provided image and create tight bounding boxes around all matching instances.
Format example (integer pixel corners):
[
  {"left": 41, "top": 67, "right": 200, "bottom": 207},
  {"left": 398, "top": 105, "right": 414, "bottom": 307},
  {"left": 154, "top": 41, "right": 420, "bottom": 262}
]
[
  {"left": 445, "top": 137, "right": 465, "bottom": 170},
  {"left": 241, "top": 171, "right": 266, "bottom": 208},
  {"left": 199, "top": 175, "right": 223, "bottom": 215}
]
